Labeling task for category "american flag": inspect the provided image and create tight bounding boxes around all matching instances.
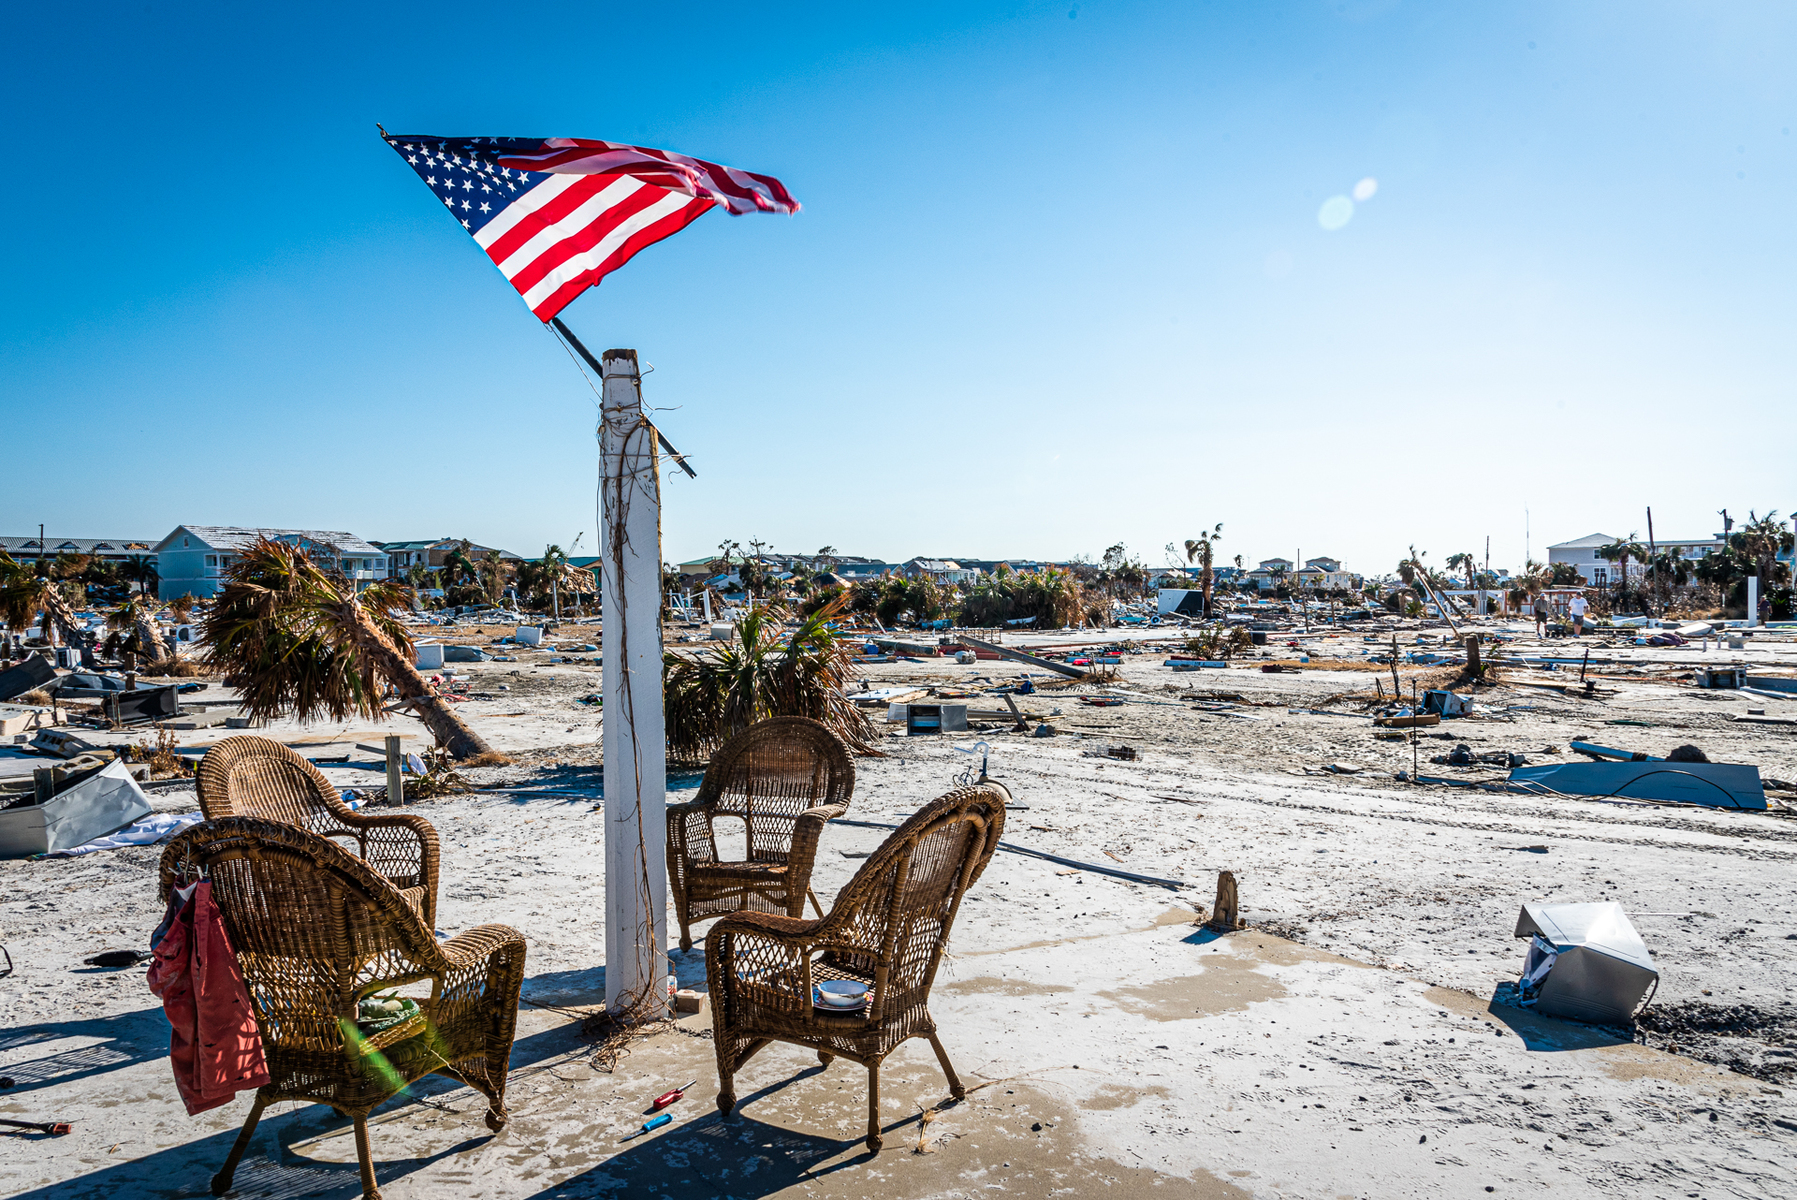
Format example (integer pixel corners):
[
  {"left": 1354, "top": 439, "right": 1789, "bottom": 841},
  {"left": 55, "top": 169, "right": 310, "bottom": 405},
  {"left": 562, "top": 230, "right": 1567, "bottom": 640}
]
[{"left": 383, "top": 134, "right": 799, "bottom": 322}]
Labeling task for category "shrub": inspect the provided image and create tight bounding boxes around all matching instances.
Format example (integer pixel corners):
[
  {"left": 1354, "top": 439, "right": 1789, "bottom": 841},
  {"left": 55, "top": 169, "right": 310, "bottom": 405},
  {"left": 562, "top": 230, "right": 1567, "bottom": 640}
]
[{"left": 664, "top": 595, "right": 877, "bottom": 762}]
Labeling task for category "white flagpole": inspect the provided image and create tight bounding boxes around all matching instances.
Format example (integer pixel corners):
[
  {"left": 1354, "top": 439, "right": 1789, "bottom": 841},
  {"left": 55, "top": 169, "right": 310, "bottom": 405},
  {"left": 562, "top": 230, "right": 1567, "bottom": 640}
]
[{"left": 596, "top": 347, "right": 668, "bottom": 1017}]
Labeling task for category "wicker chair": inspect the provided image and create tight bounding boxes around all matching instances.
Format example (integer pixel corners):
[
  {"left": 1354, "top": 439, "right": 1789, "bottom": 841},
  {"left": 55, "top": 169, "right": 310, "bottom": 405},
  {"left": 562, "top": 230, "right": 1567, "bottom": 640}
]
[
  {"left": 158, "top": 817, "right": 526, "bottom": 1200},
  {"left": 197, "top": 735, "right": 439, "bottom": 928},
  {"left": 706, "top": 782, "right": 1007, "bottom": 1152},
  {"left": 667, "top": 717, "right": 856, "bottom": 952}
]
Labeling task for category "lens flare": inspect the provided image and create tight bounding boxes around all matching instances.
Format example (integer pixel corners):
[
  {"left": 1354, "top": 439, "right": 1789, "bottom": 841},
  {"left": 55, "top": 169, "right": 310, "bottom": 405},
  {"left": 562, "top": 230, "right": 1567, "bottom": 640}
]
[
  {"left": 1353, "top": 177, "right": 1378, "bottom": 201},
  {"left": 1317, "top": 196, "right": 1354, "bottom": 230}
]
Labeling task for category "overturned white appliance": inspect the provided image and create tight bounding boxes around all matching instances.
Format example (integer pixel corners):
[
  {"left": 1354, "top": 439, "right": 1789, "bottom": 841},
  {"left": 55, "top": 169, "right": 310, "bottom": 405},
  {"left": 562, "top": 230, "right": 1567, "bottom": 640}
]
[
  {"left": 0, "top": 760, "right": 154, "bottom": 857},
  {"left": 1513, "top": 902, "right": 1658, "bottom": 1025}
]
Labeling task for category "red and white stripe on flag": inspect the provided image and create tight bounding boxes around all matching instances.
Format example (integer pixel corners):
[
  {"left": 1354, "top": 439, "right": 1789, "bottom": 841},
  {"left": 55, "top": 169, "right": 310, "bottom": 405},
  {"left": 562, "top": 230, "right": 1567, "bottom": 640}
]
[{"left": 384, "top": 134, "right": 798, "bottom": 322}]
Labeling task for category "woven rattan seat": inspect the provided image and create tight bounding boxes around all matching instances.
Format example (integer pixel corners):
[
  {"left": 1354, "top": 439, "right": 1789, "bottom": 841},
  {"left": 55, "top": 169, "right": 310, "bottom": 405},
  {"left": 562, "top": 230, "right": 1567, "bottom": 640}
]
[
  {"left": 667, "top": 717, "right": 855, "bottom": 952},
  {"left": 197, "top": 735, "right": 440, "bottom": 928},
  {"left": 706, "top": 782, "right": 1007, "bottom": 1152},
  {"left": 159, "top": 817, "right": 526, "bottom": 1200}
]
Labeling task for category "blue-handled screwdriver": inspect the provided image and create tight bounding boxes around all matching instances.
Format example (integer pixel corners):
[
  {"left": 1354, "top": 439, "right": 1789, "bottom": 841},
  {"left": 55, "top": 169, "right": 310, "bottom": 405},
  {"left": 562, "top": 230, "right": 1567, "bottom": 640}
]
[{"left": 622, "top": 1113, "right": 673, "bottom": 1140}]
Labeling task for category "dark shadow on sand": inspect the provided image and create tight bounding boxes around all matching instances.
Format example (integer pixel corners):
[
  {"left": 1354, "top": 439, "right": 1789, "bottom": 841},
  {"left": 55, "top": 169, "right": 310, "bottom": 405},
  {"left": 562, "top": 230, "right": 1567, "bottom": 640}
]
[
  {"left": 1485, "top": 983, "right": 1633, "bottom": 1051},
  {"left": 0, "top": 1006, "right": 169, "bottom": 1098},
  {"left": 520, "top": 1064, "right": 941, "bottom": 1200}
]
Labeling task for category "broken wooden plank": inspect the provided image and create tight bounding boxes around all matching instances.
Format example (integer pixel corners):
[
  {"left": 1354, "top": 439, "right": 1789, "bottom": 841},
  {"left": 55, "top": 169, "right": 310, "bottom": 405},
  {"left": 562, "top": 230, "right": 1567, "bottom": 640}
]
[
  {"left": 158, "top": 708, "right": 233, "bottom": 730},
  {"left": 956, "top": 635, "right": 1088, "bottom": 680},
  {"left": 1003, "top": 693, "right": 1029, "bottom": 731}
]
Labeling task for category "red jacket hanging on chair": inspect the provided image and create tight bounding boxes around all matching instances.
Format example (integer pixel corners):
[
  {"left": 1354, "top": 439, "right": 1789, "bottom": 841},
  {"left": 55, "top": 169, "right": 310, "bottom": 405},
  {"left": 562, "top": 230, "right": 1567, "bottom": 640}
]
[{"left": 148, "top": 880, "right": 270, "bottom": 1115}]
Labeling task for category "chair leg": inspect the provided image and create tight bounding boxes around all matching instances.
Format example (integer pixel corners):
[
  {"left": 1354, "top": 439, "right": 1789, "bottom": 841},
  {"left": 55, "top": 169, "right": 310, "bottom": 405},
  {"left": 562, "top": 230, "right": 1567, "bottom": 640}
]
[
  {"left": 806, "top": 888, "right": 824, "bottom": 918},
  {"left": 210, "top": 1092, "right": 268, "bottom": 1196},
  {"left": 817, "top": 1050, "right": 834, "bottom": 1069},
  {"left": 928, "top": 1032, "right": 966, "bottom": 1099},
  {"left": 717, "top": 1073, "right": 736, "bottom": 1119},
  {"left": 353, "top": 1115, "right": 382, "bottom": 1200},
  {"left": 484, "top": 1055, "right": 511, "bottom": 1132},
  {"left": 865, "top": 1062, "right": 883, "bottom": 1152},
  {"left": 717, "top": 1042, "right": 737, "bottom": 1120}
]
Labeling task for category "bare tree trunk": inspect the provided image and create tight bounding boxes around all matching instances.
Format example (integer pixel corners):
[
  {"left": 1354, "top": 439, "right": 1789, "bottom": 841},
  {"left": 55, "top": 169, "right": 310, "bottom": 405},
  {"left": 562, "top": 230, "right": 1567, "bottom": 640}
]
[
  {"left": 41, "top": 586, "right": 91, "bottom": 658},
  {"left": 134, "top": 616, "right": 170, "bottom": 663},
  {"left": 358, "top": 616, "right": 494, "bottom": 759}
]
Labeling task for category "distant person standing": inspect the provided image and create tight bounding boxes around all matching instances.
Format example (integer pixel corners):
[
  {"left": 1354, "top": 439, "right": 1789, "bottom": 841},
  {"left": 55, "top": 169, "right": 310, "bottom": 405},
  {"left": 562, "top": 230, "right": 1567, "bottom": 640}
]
[
  {"left": 1533, "top": 593, "right": 1550, "bottom": 636},
  {"left": 1568, "top": 592, "right": 1589, "bottom": 636}
]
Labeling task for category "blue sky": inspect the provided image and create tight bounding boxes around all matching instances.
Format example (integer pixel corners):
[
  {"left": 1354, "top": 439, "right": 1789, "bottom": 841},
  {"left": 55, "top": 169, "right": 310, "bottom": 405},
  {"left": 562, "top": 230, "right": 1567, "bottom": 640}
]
[{"left": 4, "top": 2, "right": 1794, "bottom": 576}]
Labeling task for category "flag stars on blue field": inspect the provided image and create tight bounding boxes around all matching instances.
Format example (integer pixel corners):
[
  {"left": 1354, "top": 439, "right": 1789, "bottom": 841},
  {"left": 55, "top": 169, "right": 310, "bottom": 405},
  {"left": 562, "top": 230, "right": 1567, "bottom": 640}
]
[{"left": 385, "top": 134, "right": 563, "bottom": 238}]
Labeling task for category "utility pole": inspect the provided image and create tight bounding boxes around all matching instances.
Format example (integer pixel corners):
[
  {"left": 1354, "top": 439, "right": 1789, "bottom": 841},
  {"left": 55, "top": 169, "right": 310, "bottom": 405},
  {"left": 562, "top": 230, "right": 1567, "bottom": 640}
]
[{"left": 1646, "top": 507, "right": 1658, "bottom": 620}]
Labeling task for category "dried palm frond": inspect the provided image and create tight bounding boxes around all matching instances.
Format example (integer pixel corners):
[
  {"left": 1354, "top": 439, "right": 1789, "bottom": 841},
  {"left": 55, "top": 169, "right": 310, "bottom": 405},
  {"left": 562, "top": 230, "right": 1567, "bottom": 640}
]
[{"left": 408, "top": 746, "right": 472, "bottom": 798}]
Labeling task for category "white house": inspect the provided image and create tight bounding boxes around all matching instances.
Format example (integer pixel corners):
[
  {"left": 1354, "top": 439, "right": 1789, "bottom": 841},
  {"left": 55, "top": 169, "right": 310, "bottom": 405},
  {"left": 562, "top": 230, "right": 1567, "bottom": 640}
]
[
  {"left": 904, "top": 558, "right": 981, "bottom": 585},
  {"left": 156, "top": 526, "right": 389, "bottom": 599},
  {"left": 1547, "top": 532, "right": 1724, "bottom": 587},
  {"left": 1245, "top": 555, "right": 1360, "bottom": 592},
  {"left": 1294, "top": 556, "right": 1360, "bottom": 590}
]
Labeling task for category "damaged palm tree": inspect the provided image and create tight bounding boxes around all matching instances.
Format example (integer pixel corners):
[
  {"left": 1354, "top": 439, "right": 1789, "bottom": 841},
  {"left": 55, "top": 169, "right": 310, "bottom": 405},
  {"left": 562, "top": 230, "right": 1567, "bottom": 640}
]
[
  {"left": 199, "top": 537, "right": 496, "bottom": 760},
  {"left": 1184, "top": 524, "right": 1224, "bottom": 618},
  {"left": 0, "top": 551, "right": 91, "bottom": 658},
  {"left": 664, "top": 593, "right": 877, "bottom": 762},
  {"left": 106, "top": 596, "right": 170, "bottom": 663}
]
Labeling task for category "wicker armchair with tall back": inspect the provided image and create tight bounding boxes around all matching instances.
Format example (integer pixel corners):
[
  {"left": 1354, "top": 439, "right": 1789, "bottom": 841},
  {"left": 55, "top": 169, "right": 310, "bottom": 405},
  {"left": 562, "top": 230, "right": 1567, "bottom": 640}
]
[
  {"left": 196, "top": 734, "right": 439, "bottom": 928},
  {"left": 159, "top": 817, "right": 526, "bottom": 1200},
  {"left": 666, "top": 716, "right": 856, "bottom": 951},
  {"left": 706, "top": 782, "right": 1008, "bottom": 1152}
]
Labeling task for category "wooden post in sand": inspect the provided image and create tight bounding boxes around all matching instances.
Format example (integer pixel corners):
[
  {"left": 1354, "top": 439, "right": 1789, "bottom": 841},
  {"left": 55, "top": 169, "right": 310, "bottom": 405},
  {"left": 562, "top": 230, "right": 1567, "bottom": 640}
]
[
  {"left": 1208, "top": 871, "right": 1240, "bottom": 932},
  {"left": 598, "top": 347, "right": 669, "bottom": 1017},
  {"left": 384, "top": 734, "right": 403, "bottom": 806}
]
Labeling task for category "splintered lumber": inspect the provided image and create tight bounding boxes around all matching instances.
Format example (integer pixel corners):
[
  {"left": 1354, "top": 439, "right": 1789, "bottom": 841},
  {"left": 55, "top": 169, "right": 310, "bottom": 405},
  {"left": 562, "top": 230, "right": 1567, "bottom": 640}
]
[
  {"left": 957, "top": 635, "right": 1088, "bottom": 680},
  {"left": 1003, "top": 693, "right": 1029, "bottom": 731},
  {"left": 1375, "top": 712, "right": 1441, "bottom": 728}
]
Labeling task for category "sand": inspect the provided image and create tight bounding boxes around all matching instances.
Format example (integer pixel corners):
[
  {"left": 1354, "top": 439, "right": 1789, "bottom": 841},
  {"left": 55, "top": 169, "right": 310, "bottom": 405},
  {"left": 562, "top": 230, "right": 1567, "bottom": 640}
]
[{"left": 2, "top": 616, "right": 1794, "bottom": 1197}]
